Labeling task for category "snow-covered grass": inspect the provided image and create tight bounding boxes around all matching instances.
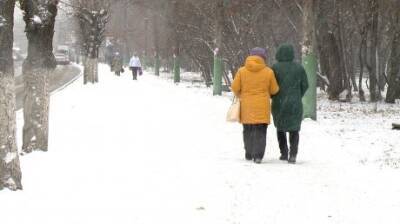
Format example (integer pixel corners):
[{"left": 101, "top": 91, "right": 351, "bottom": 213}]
[
  {"left": 1, "top": 64, "right": 400, "bottom": 224},
  {"left": 316, "top": 91, "right": 400, "bottom": 168}
]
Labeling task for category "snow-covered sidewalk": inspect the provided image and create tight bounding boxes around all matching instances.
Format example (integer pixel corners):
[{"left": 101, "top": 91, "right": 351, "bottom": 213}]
[{"left": 1, "top": 65, "right": 400, "bottom": 224}]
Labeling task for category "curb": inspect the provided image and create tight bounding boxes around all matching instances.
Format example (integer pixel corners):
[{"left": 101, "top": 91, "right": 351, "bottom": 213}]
[{"left": 50, "top": 65, "right": 83, "bottom": 96}]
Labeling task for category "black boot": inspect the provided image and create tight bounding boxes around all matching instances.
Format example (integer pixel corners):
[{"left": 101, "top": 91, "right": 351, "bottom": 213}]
[
  {"left": 252, "top": 124, "right": 267, "bottom": 161},
  {"left": 279, "top": 154, "right": 288, "bottom": 161},
  {"left": 277, "top": 131, "right": 289, "bottom": 161},
  {"left": 245, "top": 152, "right": 252, "bottom": 161},
  {"left": 288, "top": 155, "right": 297, "bottom": 164},
  {"left": 288, "top": 131, "right": 299, "bottom": 164},
  {"left": 254, "top": 158, "right": 262, "bottom": 164}
]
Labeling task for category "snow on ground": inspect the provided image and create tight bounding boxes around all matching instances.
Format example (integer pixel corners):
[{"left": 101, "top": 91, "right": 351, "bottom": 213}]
[{"left": 1, "top": 64, "right": 400, "bottom": 224}]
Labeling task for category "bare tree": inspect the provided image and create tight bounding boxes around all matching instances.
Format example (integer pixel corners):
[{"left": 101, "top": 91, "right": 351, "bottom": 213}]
[
  {"left": 152, "top": 5, "right": 160, "bottom": 76},
  {"left": 350, "top": 0, "right": 369, "bottom": 101},
  {"left": 315, "top": 0, "right": 345, "bottom": 100},
  {"left": 73, "top": 0, "right": 109, "bottom": 84},
  {"left": 366, "top": 0, "right": 380, "bottom": 102},
  {"left": 0, "top": 0, "right": 23, "bottom": 191},
  {"left": 171, "top": 0, "right": 181, "bottom": 83},
  {"left": 385, "top": 0, "right": 400, "bottom": 103},
  {"left": 20, "top": 0, "right": 59, "bottom": 153},
  {"left": 106, "top": 0, "right": 398, "bottom": 103}
]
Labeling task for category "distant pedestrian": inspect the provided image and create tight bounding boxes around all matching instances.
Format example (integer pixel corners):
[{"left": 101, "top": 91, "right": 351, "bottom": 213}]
[
  {"left": 111, "top": 52, "right": 124, "bottom": 76},
  {"left": 231, "top": 47, "right": 280, "bottom": 164},
  {"left": 271, "top": 44, "right": 309, "bottom": 164},
  {"left": 129, "top": 53, "right": 142, "bottom": 80},
  {"left": 105, "top": 40, "right": 114, "bottom": 68}
]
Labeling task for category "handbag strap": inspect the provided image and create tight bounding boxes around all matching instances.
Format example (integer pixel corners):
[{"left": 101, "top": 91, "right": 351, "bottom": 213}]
[{"left": 232, "top": 96, "right": 238, "bottom": 104}]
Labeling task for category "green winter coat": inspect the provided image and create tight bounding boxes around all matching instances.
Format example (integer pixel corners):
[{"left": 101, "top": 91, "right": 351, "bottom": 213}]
[{"left": 271, "top": 44, "right": 309, "bottom": 131}]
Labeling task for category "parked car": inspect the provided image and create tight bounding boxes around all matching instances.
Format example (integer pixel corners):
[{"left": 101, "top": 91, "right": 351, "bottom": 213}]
[{"left": 54, "top": 45, "right": 70, "bottom": 65}]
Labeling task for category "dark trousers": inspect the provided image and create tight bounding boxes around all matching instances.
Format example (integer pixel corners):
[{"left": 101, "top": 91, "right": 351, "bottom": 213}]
[
  {"left": 243, "top": 124, "right": 268, "bottom": 159},
  {"left": 131, "top": 67, "right": 139, "bottom": 80},
  {"left": 277, "top": 131, "right": 299, "bottom": 157}
]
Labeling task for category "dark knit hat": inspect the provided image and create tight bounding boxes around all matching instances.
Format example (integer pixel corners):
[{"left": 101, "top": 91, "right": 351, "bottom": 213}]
[{"left": 250, "top": 47, "right": 267, "bottom": 61}]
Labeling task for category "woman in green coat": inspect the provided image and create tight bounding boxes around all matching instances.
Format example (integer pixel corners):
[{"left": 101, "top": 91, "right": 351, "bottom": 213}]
[{"left": 271, "top": 44, "right": 309, "bottom": 164}]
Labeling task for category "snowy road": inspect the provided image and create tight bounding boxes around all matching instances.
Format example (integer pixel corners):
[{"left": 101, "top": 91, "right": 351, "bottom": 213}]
[
  {"left": 14, "top": 64, "right": 81, "bottom": 109},
  {"left": 1, "top": 65, "right": 400, "bottom": 224}
]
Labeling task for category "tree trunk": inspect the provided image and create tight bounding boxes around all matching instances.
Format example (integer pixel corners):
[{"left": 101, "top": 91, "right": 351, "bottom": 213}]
[
  {"left": 366, "top": 0, "right": 379, "bottom": 102},
  {"left": 349, "top": 42, "right": 358, "bottom": 92},
  {"left": 336, "top": 0, "right": 352, "bottom": 101},
  {"left": 84, "top": 57, "right": 98, "bottom": 84},
  {"left": 22, "top": 68, "right": 50, "bottom": 152},
  {"left": 0, "top": 77, "right": 23, "bottom": 191},
  {"left": 76, "top": 7, "right": 107, "bottom": 85},
  {"left": 122, "top": 1, "right": 131, "bottom": 65},
  {"left": 0, "top": 0, "right": 23, "bottom": 191},
  {"left": 144, "top": 15, "right": 149, "bottom": 69},
  {"left": 378, "top": 51, "right": 387, "bottom": 91},
  {"left": 315, "top": 0, "right": 344, "bottom": 100},
  {"left": 327, "top": 33, "right": 345, "bottom": 100},
  {"left": 172, "top": 0, "right": 181, "bottom": 83},
  {"left": 152, "top": 11, "right": 160, "bottom": 76},
  {"left": 83, "top": 47, "right": 99, "bottom": 85},
  {"left": 20, "top": 0, "right": 58, "bottom": 153},
  {"left": 359, "top": 30, "right": 367, "bottom": 102},
  {"left": 386, "top": 7, "right": 400, "bottom": 103}
]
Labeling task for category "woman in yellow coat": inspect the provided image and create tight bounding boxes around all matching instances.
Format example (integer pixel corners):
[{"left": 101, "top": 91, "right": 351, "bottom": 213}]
[{"left": 231, "top": 47, "right": 279, "bottom": 164}]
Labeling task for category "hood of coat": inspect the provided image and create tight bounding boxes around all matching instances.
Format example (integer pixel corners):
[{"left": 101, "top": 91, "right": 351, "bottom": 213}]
[
  {"left": 244, "top": 56, "right": 267, "bottom": 72},
  {"left": 276, "top": 44, "right": 295, "bottom": 62}
]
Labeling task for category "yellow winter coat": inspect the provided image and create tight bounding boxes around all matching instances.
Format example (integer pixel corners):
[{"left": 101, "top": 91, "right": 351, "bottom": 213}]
[{"left": 231, "top": 56, "right": 279, "bottom": 124}]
